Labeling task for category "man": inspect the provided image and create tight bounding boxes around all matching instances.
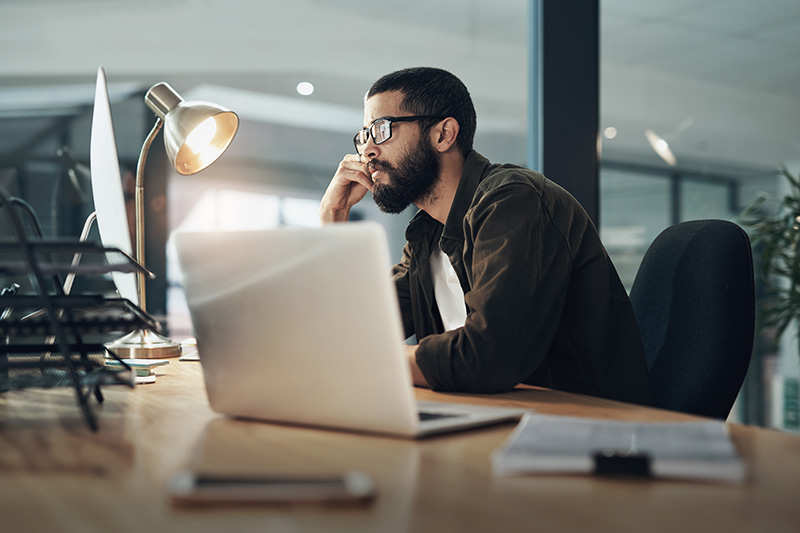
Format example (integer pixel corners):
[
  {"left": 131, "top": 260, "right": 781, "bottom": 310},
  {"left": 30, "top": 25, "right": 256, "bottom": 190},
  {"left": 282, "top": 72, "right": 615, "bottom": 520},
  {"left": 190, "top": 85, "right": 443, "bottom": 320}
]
[{"left": 319, "top": 67, "right": 653, "bottom": 405}]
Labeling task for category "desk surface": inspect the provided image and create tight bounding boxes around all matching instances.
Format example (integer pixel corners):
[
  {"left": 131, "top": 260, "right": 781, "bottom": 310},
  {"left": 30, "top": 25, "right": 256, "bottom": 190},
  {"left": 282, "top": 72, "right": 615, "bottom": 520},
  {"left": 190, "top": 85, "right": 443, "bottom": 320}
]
[{"left": 1, "top": 361, "right": 799, "bottom": 533}]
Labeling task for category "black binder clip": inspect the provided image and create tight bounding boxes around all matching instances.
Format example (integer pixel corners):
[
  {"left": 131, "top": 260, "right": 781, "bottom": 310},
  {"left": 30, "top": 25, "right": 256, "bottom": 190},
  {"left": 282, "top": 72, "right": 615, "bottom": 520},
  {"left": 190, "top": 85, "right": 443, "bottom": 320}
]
[{"left": 592, "top": 450, "right": 652, "bottom": 477}]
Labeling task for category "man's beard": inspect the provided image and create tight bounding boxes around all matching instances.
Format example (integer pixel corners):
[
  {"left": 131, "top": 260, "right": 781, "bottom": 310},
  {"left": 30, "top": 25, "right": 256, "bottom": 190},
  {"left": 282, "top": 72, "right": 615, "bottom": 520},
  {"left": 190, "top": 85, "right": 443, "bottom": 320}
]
[{"left": 370, "top": 136, "right": 441, "bottom": 214}]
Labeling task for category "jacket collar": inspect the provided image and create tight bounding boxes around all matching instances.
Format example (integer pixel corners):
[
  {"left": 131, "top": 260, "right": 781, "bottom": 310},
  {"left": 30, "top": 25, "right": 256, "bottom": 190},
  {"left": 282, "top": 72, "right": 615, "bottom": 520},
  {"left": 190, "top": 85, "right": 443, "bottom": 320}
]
[{"left": 405, "top": 150, "right": 490, "bottom": 243}]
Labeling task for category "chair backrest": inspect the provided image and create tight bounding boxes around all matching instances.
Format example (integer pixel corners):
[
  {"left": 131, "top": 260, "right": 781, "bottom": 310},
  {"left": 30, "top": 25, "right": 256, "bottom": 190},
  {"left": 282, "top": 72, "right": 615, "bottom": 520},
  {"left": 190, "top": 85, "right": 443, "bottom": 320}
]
[{"left": 629, "top": 219, "right": 755, "bottom": 419}]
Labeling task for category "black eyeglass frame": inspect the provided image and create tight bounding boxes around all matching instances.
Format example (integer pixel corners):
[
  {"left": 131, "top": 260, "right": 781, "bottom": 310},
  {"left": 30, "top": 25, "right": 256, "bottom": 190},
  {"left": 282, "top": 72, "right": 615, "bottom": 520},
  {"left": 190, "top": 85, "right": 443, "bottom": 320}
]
[{"left": 353, "top": 115, "right": 445, "bottom": 154}]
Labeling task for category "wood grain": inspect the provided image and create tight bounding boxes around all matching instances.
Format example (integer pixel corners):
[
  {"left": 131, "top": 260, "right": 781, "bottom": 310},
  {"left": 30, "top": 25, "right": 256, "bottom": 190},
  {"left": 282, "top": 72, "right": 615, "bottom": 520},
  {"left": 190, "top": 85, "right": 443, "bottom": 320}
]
[{"left": 0, "top": 361, "right": 798, "bottom": 533}]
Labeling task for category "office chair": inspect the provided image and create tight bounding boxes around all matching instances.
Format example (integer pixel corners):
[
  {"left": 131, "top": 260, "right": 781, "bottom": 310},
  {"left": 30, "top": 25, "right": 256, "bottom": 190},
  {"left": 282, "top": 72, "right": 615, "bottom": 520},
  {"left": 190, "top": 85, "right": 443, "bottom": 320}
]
[{"left": 629, "top": 219, "right": 755, "bottom": 419}]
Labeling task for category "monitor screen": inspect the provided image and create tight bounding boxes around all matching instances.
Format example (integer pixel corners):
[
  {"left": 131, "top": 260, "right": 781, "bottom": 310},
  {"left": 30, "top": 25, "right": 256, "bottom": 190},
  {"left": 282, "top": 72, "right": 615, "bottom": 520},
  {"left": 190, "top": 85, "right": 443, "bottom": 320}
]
[{"left": 90, "top": 66, "right": 138, "bottom": 305}]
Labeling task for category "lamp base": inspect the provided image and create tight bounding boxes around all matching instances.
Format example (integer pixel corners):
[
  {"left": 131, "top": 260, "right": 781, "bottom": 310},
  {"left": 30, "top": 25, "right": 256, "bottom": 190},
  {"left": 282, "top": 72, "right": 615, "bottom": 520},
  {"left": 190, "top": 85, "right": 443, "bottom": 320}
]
[{"left": 105, "top": 329, "right": 182, "bottom": 359}]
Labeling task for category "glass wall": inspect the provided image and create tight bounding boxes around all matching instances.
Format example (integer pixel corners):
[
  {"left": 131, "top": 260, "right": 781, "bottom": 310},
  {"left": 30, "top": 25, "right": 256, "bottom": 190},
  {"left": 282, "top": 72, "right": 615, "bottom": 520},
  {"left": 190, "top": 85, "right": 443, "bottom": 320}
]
[
  {"left": 600, "top": 0, "right": 800, "bottom": 429},
  {"left": 599, "top": 170, "right": 671, "bottom": 290}
]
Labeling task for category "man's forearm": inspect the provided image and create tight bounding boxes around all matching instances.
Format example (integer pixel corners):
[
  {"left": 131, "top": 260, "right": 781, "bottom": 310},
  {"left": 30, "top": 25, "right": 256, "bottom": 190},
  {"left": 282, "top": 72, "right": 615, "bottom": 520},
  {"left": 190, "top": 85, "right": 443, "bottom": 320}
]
[
  {"left": 319, "top": 206, "right": 350, "bottom": 224},
  {"left": 406, "top": 344, "right": 429, "bottom": 388}
]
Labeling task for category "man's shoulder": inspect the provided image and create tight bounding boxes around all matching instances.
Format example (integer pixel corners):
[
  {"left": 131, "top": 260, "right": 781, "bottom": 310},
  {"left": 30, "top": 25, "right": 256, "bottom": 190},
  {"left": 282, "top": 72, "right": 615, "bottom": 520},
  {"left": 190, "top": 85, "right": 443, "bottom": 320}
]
[
  {"left": 474, "top": 161, "right": 579, "bottom": 211},
  {"left": 459, "top": 151, "right": 546, "bottom": 200},
  {"left": 478, "top": 161, "right": 546, "bottom": 191},
  {"left": 466, "top": 156, "right": 594, "bottom": 240}
]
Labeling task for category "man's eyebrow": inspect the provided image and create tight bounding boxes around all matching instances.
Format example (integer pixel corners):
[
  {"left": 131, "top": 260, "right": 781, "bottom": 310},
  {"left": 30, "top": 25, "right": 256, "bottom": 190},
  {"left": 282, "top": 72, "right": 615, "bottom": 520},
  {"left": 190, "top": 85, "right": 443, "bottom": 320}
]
[{"left": 361, "top": 116, "right": 383, "bottom": 128}]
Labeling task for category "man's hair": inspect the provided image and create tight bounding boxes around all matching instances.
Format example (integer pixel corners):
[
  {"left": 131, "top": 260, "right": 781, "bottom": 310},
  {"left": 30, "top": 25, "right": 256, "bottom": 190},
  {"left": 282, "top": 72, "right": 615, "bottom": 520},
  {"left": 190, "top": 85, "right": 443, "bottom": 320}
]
[{"left": 367, "top": 67, "right": 476, "bottom": 157}]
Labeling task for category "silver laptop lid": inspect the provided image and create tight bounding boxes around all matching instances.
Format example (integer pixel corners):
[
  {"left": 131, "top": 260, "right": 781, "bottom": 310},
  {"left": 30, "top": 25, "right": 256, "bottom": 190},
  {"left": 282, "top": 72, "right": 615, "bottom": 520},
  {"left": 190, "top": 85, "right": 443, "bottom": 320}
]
[{"left": 174, "top": 222, "right": 420, "bottom": 436}]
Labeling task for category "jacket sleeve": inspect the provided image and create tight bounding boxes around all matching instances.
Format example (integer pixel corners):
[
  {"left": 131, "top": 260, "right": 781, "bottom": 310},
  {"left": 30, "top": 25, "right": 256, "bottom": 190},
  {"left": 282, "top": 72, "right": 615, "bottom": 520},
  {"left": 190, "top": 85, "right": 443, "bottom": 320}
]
[
  {"left": 391, "top": 242, "right": 416, "bottom": 340},
  {"left": 415, "top": 181, "right": 581, "bottom": 393}
]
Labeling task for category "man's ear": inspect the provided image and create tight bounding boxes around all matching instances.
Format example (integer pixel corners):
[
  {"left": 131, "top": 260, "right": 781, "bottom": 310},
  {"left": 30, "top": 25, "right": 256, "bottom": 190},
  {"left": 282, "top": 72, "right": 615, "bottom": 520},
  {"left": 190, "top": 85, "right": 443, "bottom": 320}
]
[{"left": 431, "top": 117, "right": 460, "bottom": 153}]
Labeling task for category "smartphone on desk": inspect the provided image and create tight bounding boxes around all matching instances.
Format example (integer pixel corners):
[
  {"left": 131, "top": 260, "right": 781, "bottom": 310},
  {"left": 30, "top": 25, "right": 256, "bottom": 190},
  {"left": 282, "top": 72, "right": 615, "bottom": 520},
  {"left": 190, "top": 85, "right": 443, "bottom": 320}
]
[{"left": 168, "top": 470, "right": 376, "bottom": 505}]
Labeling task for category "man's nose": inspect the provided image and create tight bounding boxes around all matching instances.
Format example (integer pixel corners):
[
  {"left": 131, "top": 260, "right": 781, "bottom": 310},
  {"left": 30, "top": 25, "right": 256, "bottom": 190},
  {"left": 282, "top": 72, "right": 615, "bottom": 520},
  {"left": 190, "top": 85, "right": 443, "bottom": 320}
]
[{"left": 362, "top": 136, "right": 379, "bottom": 161}]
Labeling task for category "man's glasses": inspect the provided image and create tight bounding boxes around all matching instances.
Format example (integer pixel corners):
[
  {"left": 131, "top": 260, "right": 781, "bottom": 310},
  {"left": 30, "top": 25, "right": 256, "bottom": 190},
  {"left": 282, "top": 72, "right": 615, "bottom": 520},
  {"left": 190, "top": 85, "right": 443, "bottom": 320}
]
[{"left": 353, "top": 115, "right": 445, "bottom": 154}]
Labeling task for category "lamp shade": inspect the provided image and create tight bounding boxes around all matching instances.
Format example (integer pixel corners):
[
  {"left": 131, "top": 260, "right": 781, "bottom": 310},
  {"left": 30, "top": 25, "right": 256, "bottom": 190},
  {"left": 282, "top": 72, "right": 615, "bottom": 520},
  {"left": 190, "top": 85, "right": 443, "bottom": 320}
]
[{"left": 144, "top": 82, "right": 239, "bottom": 175}]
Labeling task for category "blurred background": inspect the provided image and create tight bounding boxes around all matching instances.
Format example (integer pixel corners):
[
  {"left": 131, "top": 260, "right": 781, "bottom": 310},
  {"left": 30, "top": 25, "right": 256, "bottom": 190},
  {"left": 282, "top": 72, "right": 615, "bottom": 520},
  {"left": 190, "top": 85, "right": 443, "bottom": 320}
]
[{"left": 1, "top": 0, "right": 798, "bottom": 429}]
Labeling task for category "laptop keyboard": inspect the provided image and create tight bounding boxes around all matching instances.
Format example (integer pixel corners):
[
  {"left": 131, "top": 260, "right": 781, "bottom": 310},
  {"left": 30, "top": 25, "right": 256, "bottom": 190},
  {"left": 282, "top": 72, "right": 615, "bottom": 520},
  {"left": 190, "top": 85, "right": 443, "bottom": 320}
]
[{"left": 418, "top": 411, "right": 466, "bottom": 421}]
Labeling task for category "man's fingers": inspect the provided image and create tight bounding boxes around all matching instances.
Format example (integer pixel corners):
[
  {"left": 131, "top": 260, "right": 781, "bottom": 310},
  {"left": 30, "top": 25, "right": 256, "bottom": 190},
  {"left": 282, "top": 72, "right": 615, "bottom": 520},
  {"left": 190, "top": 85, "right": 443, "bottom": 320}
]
[
  {"left": 346, "top": 171, "right": 374, "bottom": 192},
  {"left": 337, "top": 157, "right": 372, "bottom": 191},
  {"left": 340, "top": 155, "right": 368, "bottom": 172}
]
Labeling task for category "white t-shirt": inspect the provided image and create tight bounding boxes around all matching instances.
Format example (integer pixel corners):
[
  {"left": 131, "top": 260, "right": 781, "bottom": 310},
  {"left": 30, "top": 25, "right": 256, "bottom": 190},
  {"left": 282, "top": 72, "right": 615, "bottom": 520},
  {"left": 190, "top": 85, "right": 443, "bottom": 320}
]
[{"left": 430, "top": 248, "right": 467, "bottom": 331}]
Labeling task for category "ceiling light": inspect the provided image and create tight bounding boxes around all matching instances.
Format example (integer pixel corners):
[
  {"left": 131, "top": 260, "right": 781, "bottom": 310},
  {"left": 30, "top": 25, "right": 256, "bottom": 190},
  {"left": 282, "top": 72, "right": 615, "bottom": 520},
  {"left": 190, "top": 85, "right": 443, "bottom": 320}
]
[
  {"left": 296, "top": 81, "right": 314, "bottom": 96},
  {"left": 645, "top": 128, "right": 677, "bottom": 167},
  {"left": 603, "top": 127, "right": 617, "bottom": 139}
]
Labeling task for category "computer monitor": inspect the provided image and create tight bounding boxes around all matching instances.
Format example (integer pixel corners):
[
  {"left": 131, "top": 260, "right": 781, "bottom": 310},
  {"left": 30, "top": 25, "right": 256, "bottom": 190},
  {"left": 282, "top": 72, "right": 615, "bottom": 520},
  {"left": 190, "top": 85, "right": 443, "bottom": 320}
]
[{"left": 89, "top": 66, "right": 138, "bottom": 305}]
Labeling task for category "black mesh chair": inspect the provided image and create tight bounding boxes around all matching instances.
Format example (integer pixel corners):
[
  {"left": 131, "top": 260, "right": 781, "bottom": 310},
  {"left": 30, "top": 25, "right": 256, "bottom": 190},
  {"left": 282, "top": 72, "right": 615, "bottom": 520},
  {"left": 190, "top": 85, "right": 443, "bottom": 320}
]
[{"left": 629, "top": 219, "right": 755, "bottom": 419}]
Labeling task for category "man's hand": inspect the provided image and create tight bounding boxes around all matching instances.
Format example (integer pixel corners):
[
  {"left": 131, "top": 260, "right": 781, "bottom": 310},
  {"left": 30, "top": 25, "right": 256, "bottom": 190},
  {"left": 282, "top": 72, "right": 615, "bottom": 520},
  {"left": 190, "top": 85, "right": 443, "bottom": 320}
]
[
  {"left": 406, "top": 344, "right": 429, "bottom": 388},
  {"left": 319, "top": 154, "right": 373, "bottom": 223}
]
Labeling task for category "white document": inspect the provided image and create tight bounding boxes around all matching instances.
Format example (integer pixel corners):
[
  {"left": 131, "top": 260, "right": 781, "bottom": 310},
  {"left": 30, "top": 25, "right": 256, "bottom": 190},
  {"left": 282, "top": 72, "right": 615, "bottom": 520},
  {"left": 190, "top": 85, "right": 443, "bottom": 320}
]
[{"left": 492, "top": 413, "right": 746, "bottom": 484}]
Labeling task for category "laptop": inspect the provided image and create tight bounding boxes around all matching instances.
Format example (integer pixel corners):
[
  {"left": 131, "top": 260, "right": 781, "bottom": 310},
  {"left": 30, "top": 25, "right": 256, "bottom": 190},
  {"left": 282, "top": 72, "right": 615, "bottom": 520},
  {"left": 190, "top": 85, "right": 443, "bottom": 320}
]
[{"left": 173, "top": 222, "right": 526, "bottom": 438}]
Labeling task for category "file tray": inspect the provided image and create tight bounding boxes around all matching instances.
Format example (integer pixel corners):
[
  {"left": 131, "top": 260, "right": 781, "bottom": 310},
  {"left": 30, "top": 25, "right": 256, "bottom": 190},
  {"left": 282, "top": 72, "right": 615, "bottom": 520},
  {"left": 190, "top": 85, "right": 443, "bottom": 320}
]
[
  {"left": 0, "top": 295, "right": 159, "bottom": 337},
  {"left": 0, "top": 186, "right": 156, "bottom": 431},
  {"left": 0, "top": 241, "right": 154, "bottom": 277},
  {"left": 0, "top": 351, "right": 134, "bottom": 393},
  {"left": 0, "top": 295, "right": 157, "bottom": 393}
]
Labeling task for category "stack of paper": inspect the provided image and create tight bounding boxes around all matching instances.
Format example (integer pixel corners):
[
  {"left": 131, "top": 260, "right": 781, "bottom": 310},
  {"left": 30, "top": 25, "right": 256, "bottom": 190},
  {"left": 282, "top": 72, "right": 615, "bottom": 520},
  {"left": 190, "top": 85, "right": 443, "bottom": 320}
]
[
  {"left": 104, "top": 359, "right": 170, "bottom": 384},
  {"left": 492, "top": 413, "right": 745, "bottom": 484}
]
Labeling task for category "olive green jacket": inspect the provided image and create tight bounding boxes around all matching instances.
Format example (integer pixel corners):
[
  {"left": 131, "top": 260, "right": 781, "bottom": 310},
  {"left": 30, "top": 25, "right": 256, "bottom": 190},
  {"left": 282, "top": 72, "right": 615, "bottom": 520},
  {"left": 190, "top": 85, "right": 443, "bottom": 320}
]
[{"left": 392, "top": 151, "right": 654, "bottom": 405}]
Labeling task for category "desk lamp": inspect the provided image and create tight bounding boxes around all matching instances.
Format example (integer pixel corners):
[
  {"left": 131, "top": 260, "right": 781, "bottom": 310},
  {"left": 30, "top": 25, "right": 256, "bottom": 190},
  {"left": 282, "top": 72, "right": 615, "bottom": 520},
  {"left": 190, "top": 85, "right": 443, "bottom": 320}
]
[{"left": 106, "top": 82, "right": 239, "bottom": 358}]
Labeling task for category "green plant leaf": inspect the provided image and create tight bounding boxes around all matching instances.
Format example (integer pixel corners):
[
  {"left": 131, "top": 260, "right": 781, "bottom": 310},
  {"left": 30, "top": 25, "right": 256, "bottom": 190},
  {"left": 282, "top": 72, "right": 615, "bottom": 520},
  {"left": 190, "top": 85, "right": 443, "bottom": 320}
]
[{"left": 739, "top": 166, "right": 800, "bottom": 343}]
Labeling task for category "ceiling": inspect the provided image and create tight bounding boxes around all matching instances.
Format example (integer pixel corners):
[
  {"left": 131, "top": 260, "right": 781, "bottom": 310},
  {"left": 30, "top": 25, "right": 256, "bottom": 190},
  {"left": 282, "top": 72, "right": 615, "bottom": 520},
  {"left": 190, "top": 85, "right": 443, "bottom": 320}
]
[
  {"left": 0, "top": 0, "right": 799, "bottom": 180},
  {"left": 604, "top": 0, "right": 800, "bottom": 99}
]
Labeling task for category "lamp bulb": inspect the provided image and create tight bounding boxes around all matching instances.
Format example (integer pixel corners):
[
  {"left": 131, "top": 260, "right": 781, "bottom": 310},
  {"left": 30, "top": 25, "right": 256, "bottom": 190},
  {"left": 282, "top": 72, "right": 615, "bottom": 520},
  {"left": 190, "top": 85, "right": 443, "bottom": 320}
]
[{"left": 185, "top": 117, "right": 218, "bottom": 153}]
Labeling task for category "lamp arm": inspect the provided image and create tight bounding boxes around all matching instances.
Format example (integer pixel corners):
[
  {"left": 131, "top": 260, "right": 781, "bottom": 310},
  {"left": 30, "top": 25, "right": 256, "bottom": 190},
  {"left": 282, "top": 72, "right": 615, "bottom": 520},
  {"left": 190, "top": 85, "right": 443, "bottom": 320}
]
[{"left": 134, "top": 117, "right": 164, "bottom": 312}]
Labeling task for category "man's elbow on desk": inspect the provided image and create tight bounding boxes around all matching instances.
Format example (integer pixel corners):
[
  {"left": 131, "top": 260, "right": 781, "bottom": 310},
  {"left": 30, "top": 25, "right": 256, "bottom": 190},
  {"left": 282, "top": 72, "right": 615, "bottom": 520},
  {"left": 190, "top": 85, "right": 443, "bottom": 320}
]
[
  {"left": 407, "top": 343, "right": 522, "bottom": 394},
  {"left": 405, "top": 344, "right": 429, "bottom": 388}
]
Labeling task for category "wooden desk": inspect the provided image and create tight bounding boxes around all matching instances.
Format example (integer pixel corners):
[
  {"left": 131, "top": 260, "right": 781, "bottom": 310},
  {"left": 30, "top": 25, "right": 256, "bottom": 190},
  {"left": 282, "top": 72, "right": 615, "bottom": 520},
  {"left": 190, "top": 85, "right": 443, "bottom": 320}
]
[{"left": 1, "top": 361, "right": 798, "bottom": 533}]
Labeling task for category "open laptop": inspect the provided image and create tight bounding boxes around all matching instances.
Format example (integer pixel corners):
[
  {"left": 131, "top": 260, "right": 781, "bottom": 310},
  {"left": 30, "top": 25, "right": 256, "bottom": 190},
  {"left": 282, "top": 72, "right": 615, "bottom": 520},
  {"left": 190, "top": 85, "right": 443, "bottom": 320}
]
[{"left": 173, "top": 222, "right": 525, "bottom": 438}]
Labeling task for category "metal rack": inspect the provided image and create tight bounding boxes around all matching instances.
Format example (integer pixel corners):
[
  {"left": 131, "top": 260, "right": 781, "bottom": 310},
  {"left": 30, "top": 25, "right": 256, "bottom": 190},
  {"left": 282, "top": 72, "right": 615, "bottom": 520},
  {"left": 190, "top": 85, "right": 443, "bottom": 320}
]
[{"left": 0, "top": 187, "right": 160, "bottom": 430}]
